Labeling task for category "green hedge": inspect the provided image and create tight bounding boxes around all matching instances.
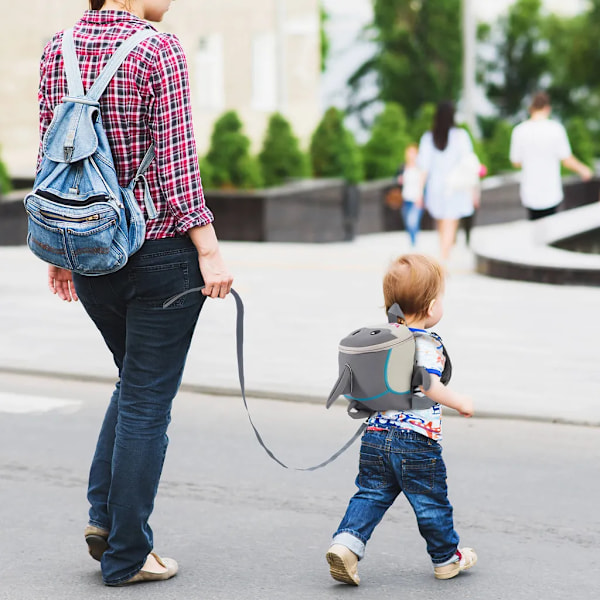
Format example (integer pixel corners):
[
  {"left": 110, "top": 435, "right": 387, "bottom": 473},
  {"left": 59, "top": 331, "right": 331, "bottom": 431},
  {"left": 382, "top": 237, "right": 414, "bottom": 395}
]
[{"left": 309, "top": 107, "right": 363, "bottom": 184}]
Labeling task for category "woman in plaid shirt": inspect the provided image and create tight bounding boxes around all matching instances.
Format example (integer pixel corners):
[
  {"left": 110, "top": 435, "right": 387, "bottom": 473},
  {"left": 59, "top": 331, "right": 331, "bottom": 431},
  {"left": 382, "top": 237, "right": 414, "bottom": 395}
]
[{"left": 40, "top": 0, "right": 233, "bottom": 586}]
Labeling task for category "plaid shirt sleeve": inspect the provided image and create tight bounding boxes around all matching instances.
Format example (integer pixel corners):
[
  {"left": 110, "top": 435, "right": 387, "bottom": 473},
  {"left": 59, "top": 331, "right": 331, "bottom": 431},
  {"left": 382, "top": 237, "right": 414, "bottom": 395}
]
[
  {"left": 148, "top": 35, "right": 213, "bottom": 234},
  {"left": 37, "top": 42, "right": 54, "bottom": 171}
]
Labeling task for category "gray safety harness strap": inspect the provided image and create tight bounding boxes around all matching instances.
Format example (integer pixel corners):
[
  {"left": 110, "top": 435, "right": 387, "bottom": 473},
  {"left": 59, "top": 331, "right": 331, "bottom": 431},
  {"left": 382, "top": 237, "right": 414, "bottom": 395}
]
[{"left": 163, "top": 287, "right": 366, "bottom": 471}]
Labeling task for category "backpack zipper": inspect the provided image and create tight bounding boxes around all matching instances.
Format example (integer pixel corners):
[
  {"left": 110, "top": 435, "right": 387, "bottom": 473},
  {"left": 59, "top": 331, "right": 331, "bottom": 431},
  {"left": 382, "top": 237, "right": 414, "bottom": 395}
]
[
  {"left": 39, "top": 210, "right": 100, "bottom": 223},
  {"left": 340, "top": 336, "right": 413, "bottom": 354}
]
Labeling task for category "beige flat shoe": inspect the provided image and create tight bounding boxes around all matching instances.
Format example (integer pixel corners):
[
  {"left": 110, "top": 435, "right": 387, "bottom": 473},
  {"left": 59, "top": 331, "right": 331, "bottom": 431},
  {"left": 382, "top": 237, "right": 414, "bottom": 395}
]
[
  {"left": 120, "top": 552, "right": 179, "bottom": 585},
  {"left": 84, "top": 525, "right": 109, "bottom": 562}
]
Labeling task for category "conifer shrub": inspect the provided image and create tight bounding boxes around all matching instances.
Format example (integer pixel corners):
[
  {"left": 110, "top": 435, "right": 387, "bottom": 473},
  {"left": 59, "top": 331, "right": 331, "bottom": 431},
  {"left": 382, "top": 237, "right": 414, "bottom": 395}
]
[
  {"left": 259, "top": 113, "right": 308, "bottom": 187},
  {"left": 362, "top": 103, "right": 411, "bottom": 180},
  {"left": 205, "top": 111, "right": 263, "bottom": 189},
  {"left": 310, "top": 107, "right": 363, "bottom": 183}
]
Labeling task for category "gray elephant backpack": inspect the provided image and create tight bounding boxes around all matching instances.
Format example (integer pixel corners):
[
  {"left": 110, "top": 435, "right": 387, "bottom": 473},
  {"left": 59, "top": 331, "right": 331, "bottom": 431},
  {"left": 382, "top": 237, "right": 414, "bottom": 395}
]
[{"left": 326, "top": 303, "right": 447, "bottom": 419}]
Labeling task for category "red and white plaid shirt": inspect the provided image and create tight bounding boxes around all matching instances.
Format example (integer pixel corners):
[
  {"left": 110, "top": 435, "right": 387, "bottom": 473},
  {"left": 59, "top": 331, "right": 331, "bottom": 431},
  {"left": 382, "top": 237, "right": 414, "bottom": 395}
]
[{"left": 38, "top": 10, "right": 213, "bottom": 239}]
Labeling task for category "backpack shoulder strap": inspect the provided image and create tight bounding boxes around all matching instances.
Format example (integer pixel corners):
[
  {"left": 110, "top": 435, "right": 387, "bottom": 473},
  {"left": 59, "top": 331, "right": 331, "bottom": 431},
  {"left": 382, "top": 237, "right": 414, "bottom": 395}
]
[
  {"left": 86, "top": 29, "right": 157, "bottom": 102},
  {"left": 61, "top": 27, "right": 157, "bottom": 101},
  {"left": 61, "top": 28, "right": 85, "bottom": 98}
]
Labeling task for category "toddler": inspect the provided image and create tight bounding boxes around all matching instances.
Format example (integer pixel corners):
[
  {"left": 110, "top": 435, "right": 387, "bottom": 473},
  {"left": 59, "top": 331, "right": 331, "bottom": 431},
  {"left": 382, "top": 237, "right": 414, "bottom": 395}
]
[
  {"left": 397, "top": 144, "right": 424, "bottom": 246},
  {"left": 326, "top": 254, "right": 476, "bottom": 585}
]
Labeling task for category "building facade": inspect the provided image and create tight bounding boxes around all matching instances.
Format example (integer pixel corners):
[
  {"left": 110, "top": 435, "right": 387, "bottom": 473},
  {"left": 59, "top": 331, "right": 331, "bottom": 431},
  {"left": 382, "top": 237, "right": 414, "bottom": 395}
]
[{"left": 0, "top": 0, "right": 321, "bottom": 178}]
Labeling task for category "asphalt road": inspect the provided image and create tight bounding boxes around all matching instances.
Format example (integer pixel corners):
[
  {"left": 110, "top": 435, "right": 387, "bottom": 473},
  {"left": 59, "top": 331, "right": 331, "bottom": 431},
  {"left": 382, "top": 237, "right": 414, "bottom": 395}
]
[{"left": 1, "top": 372, "right": 598, "bottom": 600}]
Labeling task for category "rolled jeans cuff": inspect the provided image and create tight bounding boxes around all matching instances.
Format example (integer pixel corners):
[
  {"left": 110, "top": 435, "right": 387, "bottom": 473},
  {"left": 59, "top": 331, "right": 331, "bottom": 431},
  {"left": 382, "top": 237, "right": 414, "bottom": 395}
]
[{"left": 331, "top": 532, "right": 365, "bottom": 560}]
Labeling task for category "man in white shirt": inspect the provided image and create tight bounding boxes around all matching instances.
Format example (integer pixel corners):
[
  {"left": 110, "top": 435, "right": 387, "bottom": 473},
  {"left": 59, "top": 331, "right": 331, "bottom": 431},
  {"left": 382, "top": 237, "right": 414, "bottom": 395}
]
[{"left": 509, "top": 91, "right": 592, "bottom": 220}]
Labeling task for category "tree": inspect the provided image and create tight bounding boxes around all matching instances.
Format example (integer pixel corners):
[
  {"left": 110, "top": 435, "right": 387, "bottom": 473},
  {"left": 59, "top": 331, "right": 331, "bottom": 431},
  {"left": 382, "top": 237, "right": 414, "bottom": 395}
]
[
  {"left": 361, "top": 103, "right": 410, "bottom": 180},
  {"left": 205, "top": 111, "right": 263, "bottom": 189},
  {"left": 310, "top": 107, "right": 363, "bottom": 183},
  {"left": 348, "top": 0, "right": 463, "bottom": 122},
  {"left": 259, "top": 113, "right": 307, "bottom": 187},
  {"left": 409, "top": 102, "right": 436, "bottom": 143},
  {"left": 478, "top": 0, "right": 549, "bottom": 119}
]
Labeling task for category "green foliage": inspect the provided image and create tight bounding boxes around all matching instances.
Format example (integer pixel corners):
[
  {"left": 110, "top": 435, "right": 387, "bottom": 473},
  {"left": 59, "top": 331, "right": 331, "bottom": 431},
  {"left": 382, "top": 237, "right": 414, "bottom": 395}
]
[
  {"left": 259, "top": 113, "right": 307, "bottom": 187},
  {"left": 409, "top": 102, "right": 436, "bottom": 143},
  {"left": 319, "top": 3, "right": 330, "bottom": 73},
  {"left": 478, "top": 0, "right": 549, "bottom": 119},
  {"left": 460, "top": 124, "right": 489, "bottom": 175},
  {"left": 205, "top": 111, "right": 263, "bottom": 189},
  {"left": 198, "top": 157, "right": 215, "bottom": 190},
  {"left": 566, "top": 117, "right": 595, "bottom": 168},
  {"left": 310, "top": 107, "right": 364, "bottom": 183},
  {"left": 348, "top": 0, "right": 463, "bottom": 121},
  {"left": 482, "top": 120, "right": 514, "bottom": 176},
  {"left": 361, "top": 103, "right": 411, "bottom": 180},
  {"left": 0, "top": 147, "right": 10, "bottom": 196}
]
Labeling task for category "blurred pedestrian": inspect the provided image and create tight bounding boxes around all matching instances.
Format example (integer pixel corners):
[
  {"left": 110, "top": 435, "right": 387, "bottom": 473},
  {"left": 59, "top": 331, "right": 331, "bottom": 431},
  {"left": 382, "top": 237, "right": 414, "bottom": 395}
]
[
  {"left": 417, "top": 101, "right": 479, "bottom": 261},
  {"left": 510, "top": 91, "right": 592, "bottom": 220},
  {"left": 396, "top": 143, "right": 424, "bottom": 246},
  {"left": 39, "top": 0, "right": 233, "bottom": 586}
]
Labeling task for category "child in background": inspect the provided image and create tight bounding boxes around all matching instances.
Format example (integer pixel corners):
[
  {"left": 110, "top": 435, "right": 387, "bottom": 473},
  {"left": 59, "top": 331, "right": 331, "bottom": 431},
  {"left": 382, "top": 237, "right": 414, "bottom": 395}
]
[
  {"left": 398, "top": 144, "right": 423, "bottom": 246},
  {"left": 326, "top": 254, "right": 476, "bottom": 585}
]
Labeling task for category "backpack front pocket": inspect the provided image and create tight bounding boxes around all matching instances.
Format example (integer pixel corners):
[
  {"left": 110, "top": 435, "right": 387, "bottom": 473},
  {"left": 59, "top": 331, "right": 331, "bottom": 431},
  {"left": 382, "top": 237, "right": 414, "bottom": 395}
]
[{"left": 25, "top": 194, "right": 125, "bottom": 275}]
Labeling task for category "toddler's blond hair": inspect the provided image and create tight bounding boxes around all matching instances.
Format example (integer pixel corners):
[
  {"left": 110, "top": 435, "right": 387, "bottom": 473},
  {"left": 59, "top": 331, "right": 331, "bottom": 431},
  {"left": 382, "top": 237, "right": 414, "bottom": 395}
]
[{"left": 383, "top": 254, "right": 445, "bottom": 321}]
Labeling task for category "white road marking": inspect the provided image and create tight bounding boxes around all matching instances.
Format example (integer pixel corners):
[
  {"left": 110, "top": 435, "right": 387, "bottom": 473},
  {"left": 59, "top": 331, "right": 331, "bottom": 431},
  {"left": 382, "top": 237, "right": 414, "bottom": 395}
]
[{"left": 0, "top": 393, "right": 82, "bottom": 414}]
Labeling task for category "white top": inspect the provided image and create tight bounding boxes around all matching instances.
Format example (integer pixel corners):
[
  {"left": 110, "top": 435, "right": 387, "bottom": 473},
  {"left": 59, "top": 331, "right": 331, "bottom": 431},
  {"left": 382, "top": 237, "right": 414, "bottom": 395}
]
[
  {"left": 401, "top": 165, "right": 422, "bottom": 202},
  {"left": 509, "top": 118, "right": 572, "bottom": 210},
  {"left": 417, "top": 127, "right": 475, "bottom": 219},
  {"left": 368, "top": 330, "right": 444, "bottom": 441}
]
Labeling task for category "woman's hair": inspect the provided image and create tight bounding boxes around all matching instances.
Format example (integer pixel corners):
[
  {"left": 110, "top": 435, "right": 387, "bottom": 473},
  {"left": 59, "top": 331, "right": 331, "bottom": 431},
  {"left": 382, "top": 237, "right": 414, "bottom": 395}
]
[
  {"left": 383, "top": 254, "right": 445, "bottom": 321},
  {"left": 431, "top": 101, "right": 455, "bottom": 151},
  {"left": 89, "top": 0, "right": 106, "bottom": 8}
]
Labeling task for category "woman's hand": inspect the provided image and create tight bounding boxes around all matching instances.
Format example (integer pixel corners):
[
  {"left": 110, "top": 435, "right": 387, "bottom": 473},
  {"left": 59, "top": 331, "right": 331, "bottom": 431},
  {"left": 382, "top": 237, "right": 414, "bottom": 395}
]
[
  {"left": 48, "top": 265, "right": 78, "bottom": 302},
  {"left": 188, "top": 224, "right": 233, "bottom": 299},
  {"left": 198, "top": 248, "right": 233, "bottom": 299}
]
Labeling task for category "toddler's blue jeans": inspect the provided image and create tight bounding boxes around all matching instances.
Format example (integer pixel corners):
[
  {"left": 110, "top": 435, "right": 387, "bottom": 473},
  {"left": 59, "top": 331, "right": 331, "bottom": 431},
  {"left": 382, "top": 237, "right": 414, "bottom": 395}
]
[
  {"left": 74, "top": 236, "right": 205, "bottom": 584},
  {"left": 400, "top": 201, "right": 423, "bottom": 246},
  {"left": 332, "top": 427, "right": 460, "bottom": 565}
]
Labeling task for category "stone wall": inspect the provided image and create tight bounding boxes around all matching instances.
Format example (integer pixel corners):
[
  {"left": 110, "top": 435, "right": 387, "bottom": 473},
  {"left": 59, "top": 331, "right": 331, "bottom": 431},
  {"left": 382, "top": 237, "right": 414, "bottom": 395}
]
[{"left": 2, "top": 176, "right": 598, "bottom": 246}]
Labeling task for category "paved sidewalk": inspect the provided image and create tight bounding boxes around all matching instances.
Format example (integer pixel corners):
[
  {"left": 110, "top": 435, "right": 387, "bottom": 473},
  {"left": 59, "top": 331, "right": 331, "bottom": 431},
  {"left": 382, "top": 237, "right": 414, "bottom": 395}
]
[{"left": 1, "top": 228, "right": 600, "bottom": 425}]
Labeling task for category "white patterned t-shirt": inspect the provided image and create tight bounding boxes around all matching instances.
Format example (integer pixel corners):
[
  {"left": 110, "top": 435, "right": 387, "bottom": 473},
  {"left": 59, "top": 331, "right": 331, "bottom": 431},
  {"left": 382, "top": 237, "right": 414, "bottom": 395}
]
[{"left": 368, "top": 329, "right": 445, "bottom": 440}]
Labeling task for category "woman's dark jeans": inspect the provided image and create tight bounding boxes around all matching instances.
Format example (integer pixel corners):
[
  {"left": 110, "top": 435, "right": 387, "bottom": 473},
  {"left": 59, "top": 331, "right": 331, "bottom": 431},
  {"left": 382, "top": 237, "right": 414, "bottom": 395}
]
[{"left": 74, "top": 236, "right": 205, "bottom": 584}]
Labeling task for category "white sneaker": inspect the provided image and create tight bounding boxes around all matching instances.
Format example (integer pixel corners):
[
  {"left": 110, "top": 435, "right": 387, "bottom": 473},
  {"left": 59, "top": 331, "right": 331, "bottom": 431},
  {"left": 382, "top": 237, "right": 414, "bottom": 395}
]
[
  {"left": 326, "top": 544, "right": 360, "bottom": 586},
  {"left": 434, "top": 547, "right": 477, "bottom": 580}
]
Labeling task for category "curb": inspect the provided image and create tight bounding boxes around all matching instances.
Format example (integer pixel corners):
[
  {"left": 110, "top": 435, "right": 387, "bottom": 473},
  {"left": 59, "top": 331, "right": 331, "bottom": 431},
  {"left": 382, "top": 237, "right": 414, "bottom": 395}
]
[{"left": 2, "top": 366, "right": 599, "bottom": 428}]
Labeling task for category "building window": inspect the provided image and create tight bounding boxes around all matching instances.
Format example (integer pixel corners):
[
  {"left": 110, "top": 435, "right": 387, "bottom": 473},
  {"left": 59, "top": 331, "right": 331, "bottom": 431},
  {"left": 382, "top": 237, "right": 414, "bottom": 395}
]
[
  {"left": 251, "top": 32, "right": 277, "bottom": 112},
  {"left": 196, "top": 35, "right": 225, "bottom": 111}
]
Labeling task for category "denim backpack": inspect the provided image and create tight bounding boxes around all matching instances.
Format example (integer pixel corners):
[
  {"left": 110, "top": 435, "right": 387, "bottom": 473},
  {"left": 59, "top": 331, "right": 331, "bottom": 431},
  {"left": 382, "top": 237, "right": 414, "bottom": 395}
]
[
  {"left": 326, "top": 303, "right": 438, "bottom": 419},
  {"left": 24, "top": 28, "right": 157, "bottom": 276}
]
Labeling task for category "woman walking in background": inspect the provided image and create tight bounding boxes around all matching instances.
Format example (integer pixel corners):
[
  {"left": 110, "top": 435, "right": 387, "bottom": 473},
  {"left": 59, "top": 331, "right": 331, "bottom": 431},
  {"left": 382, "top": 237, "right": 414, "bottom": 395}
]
[{"left": 417, "top": 101, "right": 479, "bottom": 261}]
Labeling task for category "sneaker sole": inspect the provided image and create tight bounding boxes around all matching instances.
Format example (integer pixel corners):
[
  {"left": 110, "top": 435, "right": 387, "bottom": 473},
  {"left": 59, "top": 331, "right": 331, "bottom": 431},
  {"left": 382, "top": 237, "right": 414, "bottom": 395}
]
[
  {"left": 326, "top": 551, "right": 359, "bottom": 586},
  {"left": 86, "top": 534, "right": 109, "bottom": 562},
  {"left": 434, "top": 555, "right": 478, "bottom": 580}
]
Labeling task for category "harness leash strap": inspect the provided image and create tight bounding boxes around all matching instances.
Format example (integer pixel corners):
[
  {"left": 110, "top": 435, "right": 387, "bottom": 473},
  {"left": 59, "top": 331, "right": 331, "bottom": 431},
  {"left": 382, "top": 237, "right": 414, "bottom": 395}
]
[{"left": 163, "top": 287, "right": 366, "bottom": 471}]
